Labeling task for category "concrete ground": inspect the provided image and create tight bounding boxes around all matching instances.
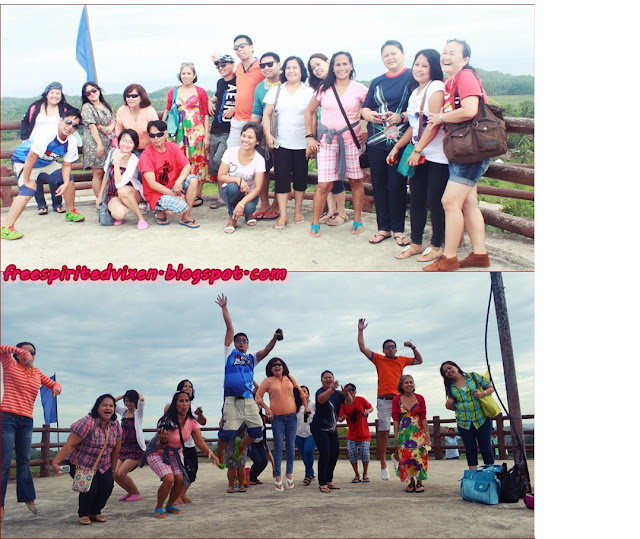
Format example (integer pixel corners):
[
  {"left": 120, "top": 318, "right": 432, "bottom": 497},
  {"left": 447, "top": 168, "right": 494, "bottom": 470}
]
[
  {"left": 1, "top": 195, "right": 534, "bottom": 272},
  {"left": 0, "top": 458, "right": 534, "bottom": 538}
]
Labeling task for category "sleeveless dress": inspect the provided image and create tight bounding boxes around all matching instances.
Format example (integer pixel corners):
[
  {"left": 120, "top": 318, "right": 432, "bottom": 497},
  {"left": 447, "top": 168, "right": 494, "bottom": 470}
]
[
  {"left": 119, "top": 416, "right": 143, "bottom": 461},
  {"left": 176, "top": 93, "right": 208, "bottom": 181},
  {"left": 396, "top": 401, "right": 429, "bottom": 482}
]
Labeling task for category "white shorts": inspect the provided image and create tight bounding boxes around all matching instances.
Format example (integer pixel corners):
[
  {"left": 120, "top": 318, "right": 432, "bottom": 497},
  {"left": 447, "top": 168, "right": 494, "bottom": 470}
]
[{"left": 376, "top": 398, "right": 393, "bottom": 431}]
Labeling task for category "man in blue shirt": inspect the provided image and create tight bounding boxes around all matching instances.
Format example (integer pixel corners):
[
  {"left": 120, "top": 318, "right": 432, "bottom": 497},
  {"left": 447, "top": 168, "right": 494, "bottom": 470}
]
[
  {"left": 215, "top": 293, "right": 281, "bottom": 464},
  {"left": 2, "top": 109, "right": 85, "bottom": 240}
]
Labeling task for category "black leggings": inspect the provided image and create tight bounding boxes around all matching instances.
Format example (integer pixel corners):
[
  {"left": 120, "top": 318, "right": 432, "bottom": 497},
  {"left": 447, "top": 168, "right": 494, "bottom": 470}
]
[
  {"left": 409, "top": 160, "right": 449, "bottom": 246},
  {"left": 247, "top": 440, "right": 268, "bottom": 482},
  {"left": 311, "top": 425, "right": 339, "bottom": 486}
]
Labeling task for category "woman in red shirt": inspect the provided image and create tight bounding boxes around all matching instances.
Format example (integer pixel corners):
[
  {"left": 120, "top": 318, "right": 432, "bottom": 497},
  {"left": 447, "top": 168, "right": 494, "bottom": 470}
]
[{"left": 1, "top": 343, "right": 61, "bottom": 522}]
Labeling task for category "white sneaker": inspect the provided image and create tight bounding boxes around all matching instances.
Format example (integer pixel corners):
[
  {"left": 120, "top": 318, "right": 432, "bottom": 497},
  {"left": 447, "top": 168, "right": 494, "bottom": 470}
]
[
  {"left": 380, "top": 467, "right": 390, "bottom": 481},
  {"left": 391, "top": 454, "right": 399, "bottom": 472}
]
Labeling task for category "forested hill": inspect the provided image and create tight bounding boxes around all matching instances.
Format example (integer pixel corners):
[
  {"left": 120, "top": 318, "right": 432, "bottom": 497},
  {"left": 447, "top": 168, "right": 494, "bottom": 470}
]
[{"left": 1, "top": 69, "right": 533, "bottom": 124}]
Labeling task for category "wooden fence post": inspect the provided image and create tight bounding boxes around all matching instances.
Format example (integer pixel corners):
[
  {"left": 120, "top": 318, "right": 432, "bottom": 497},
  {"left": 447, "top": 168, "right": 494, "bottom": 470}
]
[
  {"left": 494, "top": 415, "right": 506, "bottom": 460},
  {"left": 432, "top": 416, "right": 442, "bottom": 460},
  {"left": 40, "top": 424, "right": 50, "bottom": 478}
]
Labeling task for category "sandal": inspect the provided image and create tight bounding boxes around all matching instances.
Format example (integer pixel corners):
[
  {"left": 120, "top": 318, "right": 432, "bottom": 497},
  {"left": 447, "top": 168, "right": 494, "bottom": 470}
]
[
  {"left": 192, "top": 196, "right": 203, "bottom": 207},
  {"left": 227, "top": 487, "right": 235, "bottom": 494},
  {"left": 275, "top": 479, "right": 284, "bottom": 492},
  {"left": 250, "top": 479, "right": 263, "bottom": 485},
  {"left": 179, "top": 219, "right": 200, "bottom": 229},
  {"left": 303, "top": 476, "right": 314, "bottom": 486},
  {"left": 327, "top": 483, "right": 341, "bottom": 490},
  {"left": 406, "top": 483, "right": 416, "bottom": 493},
  {"left": 362, "top": 476, "right": 370, "bottom": 483},
  {"left": 352, "top": 476, "right": 361, "bottom": 483},
  {"left": 327, "top": 213, "right": 348, "bottom": 226},
  {"left": 254, "top": 211, "right": 266, "bottom": 219},
  {"left": 395, "top": 244, "right": 422, "bottom": 260},
  {"left": 393, "top": 233, "right": 411, "bottom": 246},
  {"left": 275, "top": 217, "right": 288, "bottom": 229},
  {"left": 319, "top": 212, "right": 333, "bottom": 224},
  {"left": 38, "top": 207, "right": 48, "bottom": 216},
  {"left": 180, "top": 496, "right": 192, "bottom": 504},
  {"left": 54, "top": 206, "right": 65, "bottom": 214},
  {"left": 224, "top": 218, "right": 237, "bottom": 234},
  {"left": 78, "top": 516, "right": 91, "bottom": 525},
  {"left": 153, "top": 508, "right": 165, "bottom": 519},
  {"left": 165, "top": 505, "right": 182, "bottom": 514},
  {"left": 415, "top": 482, "right": 425, "bottom": 493},
  {"left": 286, "top": 476, "right": 294, "bottom": 489},
  {"left": 351, "top": 222, "right": 364, "bottom": 235},
  {"left": 246, "top": 214, "right": 257, "bottom": 226},
  {"left": 309, "top": 224, "right": 321, "bottom": 238},
  {"left": 264, "top": 210, "right": 279, "bottom": 220},
  {"left": 210, "top": 199, "right": 226, "bottom": 209},
  {"left": 417, "top": 246, "right": 442, "bottom": 263},
  {"left": 294, "top": 213, "right": 305, "bottom": 224},
  {"left": 154, "top": 213, "right": 169, "bottom": 226},
  {"left": 89, "top": 514, "right": 107, "bottom": 522},
  {"left": 318, "top": 485, "right": 331, "bottom": 493},
  {"left": 369, "top": 231, "right": 391, "bottom": 244}
]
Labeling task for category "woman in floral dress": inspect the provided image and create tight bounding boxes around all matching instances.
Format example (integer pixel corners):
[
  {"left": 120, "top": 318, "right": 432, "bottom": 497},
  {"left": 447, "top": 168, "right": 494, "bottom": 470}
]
[
  {"left": 392, "top": 374, "right": 431, "bottom": 492},
  {"left": 163, "top": 62, "right": 210, "bottom": 207}
]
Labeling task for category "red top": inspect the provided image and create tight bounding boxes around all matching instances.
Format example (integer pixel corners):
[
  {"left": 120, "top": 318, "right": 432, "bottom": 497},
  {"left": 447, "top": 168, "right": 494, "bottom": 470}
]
[
  {"left": 166, "top": 85, "right": 210, "bottom": 118},
  {"left": 1, "top": 345, "right": 62, "bottom": 418},
  {"left": 138, "top": 141, "right": 191, "bottom": 210},
  {"left": 443, "top": 69, "right": 489, "bottom": 113},
  {"left": 339, "top": 396, "right": 373, "bottom": 441}
]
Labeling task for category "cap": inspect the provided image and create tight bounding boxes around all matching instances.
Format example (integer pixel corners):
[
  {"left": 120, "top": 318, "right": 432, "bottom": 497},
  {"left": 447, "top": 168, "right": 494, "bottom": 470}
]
[{"left": 215, "top": 54, "right": 235, "bottom": 66}]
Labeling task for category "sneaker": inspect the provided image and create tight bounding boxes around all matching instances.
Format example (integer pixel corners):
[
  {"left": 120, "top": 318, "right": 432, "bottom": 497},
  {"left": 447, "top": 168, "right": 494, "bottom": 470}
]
[
  {"left": 422, "top": 254, "right": 460, "bottom": 272},
  {"left": 1, "top": 226, "right": 24, "bottom": 240},
  {"left": 217, "top": 453, "right": 225, "bottom": 469},
  {"left": 459, "top": 252, "right": 491, "bottom": 268},
  {"left": 391, "top": 454, "right": 399, "bottom": 473},
  {"left": 233, "top": 437, "right": 244, "bottom": 461},
  {"left": 380, "top": 467, "right": 390, "bottom": 481},
  {"left": 65, "top": 208, "right": 85, "bottom": 222}
]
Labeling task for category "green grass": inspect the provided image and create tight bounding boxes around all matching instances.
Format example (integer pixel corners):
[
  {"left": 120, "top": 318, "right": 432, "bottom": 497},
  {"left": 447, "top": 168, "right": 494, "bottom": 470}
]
[{"left": 491, "top": 94, "right": 534, "bottom": 106}]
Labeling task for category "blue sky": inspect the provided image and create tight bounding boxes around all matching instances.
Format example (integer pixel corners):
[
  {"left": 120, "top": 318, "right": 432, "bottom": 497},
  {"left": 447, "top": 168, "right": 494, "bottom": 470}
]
[
  {"left": 1, "top": 272, "right": 534, "bottom": 432},
  {"left": 0, "top": 3, "right": 534, "bottom": 98}
]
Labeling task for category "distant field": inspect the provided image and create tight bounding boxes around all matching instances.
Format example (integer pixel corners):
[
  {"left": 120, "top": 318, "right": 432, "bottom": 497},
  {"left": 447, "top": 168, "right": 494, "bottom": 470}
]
[{"left": 492, "top": 94, "right": 534, "bottom": 106}]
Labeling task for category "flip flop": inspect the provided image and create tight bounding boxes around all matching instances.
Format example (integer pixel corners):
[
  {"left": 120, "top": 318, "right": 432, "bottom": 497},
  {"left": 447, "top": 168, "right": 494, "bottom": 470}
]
[
  {"left": 369, "top": 232, "right": 391, "bottom": 244},
  {"left": 415, "top": 482, "right": 425, "bottom": 493},
  {"left": 394, "top": 233, "right": 411, "bottom": 246},
  {"left": 417, "top": 246, "right": 442, "bottom": 263},
  {"left": 210, "top": 199, "right": 226, "bottom": 209},
  {"left": 154, "top": 213, "right": 169, "bottom": 225},
  {"left": 318, "top": 485, "right": 331, "bottom": 493},
  {"left": 192, "top": 196, "right": 204, "bottom": 207},
  {"left": 254, "top": 211, "right": 266, "bottom": 219},
  {"left": 362, "top": 477, "right": 370, "bottom": 483},
  {"left": 352, "top": 222, "right": 364, "bottom": 235},
  {"left": 309, "top": 224, "right": 321, "bottom": 238},
  {"left": 54, "top": 207, "right": 65, "bottom": 214},
  {"left": 165, "top": 505, "right": 182, "bottom": 514},
  {"left": 319, "top": 212, "right": 334, "bottom": 224},
  {"left": 153, "top": 508, "right": 165, "bottom": 519},
  {"left": 406, "top": 483, "right": 416, "bottom": 493},
  {"left": 352, "top": 477, "right": 361, "bottom": 483},
  {"left": 179, "top": 219, "right": 200, "bottom": 229},
  {"left": 395, "top": 245, "right": 422, "bottom": 260},
  {"left": 78, "top": 516, "right": 91, "bottom": 525},
  {"left": 38, "top": 207, "right": 48, "bottom": 216},
  {"left": 89, "top": 514, "right": 107, "bottom": 522},
  {"left": 264, "top": 211, "right": 280, "bottom": 220},
  {"left": 327, "top": 483, "right": 341, "bottom": 490},
  {"left": 227, "top": 487, "right": 235, "bottom": 494}
]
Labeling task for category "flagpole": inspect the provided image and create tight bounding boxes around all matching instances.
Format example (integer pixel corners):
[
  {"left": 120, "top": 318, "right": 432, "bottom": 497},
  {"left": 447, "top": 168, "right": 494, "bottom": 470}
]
[
  {"left": 83, "top": 5, "right": 98, "bottom": 84},
  {"left": 54, "top": 371, "right": 59, "bottom": 447}
]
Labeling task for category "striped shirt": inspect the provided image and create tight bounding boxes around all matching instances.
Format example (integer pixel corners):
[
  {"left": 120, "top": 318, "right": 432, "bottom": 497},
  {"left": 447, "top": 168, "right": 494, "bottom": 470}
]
[
  {"left": 449, "top": 373, "right": 492, "bottom": 429},
  {"left": 69, "top": 415, "right": 122, "bottom": 473},
  {"left": 1, "top": 344, "right": 62, "bottom": 418}
]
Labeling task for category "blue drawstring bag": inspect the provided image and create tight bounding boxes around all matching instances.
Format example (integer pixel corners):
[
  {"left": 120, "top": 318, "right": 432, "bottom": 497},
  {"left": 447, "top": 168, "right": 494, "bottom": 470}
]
[{"left": 460, "top": 465, "right": 502, "bottom": 505}]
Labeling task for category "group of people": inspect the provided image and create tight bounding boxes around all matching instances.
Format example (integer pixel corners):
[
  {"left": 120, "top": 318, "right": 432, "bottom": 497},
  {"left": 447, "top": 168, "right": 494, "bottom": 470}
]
[
  {"left": 2, "top": 298, "right": 498, "bottom": 523},
  {"left": 1, "top": 36, "right": 494, "bottom": 271}
]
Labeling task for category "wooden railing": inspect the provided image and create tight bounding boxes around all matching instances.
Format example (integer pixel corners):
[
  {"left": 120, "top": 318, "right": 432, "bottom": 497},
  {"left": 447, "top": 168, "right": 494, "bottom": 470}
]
[
  {"left": 1, "top": 114, "right": 534, "bottom": 237},
  {"left": 9, "top": 413, "right": 533, "bottom": 479}
]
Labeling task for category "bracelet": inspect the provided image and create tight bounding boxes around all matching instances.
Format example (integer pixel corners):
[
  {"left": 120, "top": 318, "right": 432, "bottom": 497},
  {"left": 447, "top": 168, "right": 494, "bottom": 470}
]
[
  {"left": 306, "top": 134, "right": 316, "bottom": 138},
  {"left": 412, "top": 148, "right": 421, "bottom": 154},
  {"left": 239, "top": 203, "right": 245, "bottom": 209},
  {"left": 439, "top": 113, "right": 444, "bottom": 122}
]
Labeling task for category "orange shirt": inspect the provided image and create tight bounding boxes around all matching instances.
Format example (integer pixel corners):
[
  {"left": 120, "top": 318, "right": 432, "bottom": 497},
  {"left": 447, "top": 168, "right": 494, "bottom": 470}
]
[
  {"left": 369, "top": 352, "right": 414, "bottom": 396},
  {"left": 234, "top": 59, "right": 265, "bottom": 121},
  {"left": 256, "top": 374, "right": 301, "bottom": 416},
  {"left": 1, "top": 345, "right": 62, "bottom": 418}
]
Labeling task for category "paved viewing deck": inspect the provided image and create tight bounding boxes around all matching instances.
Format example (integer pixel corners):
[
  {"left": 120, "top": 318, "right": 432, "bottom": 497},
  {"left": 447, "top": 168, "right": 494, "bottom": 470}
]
[
  {"left": 0, "top": 459, "right": 535, "bottom": 538},
  {"left": 1, "top": 196, "right": 534, "bottom": 272}
]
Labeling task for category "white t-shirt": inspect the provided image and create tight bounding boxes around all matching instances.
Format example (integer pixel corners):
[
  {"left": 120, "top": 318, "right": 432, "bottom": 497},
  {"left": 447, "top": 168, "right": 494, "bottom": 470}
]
[
  {"left": 220, "top": 146, "right": 266, "bottom": 191},
  {"left": 31, "top": 113, "right": 61, "bottom": 141},
  {"left": 407, "top": 81, "right": 447, "bottom": 165},
  {"left": 264, "top": 82, "right": 315, "bottom": 150},
  {"left": 30, "top": 125, "right": 79, "bottom": 163}
]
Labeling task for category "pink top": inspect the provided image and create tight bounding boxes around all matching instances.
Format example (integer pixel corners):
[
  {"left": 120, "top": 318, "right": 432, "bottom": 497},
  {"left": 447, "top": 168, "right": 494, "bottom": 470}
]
[
  {"left": 159, "top": 417, "right": 201, "bottom": 451},
  {"left": 316, "top": 81, "right": 368, "bottom": 141},
  {"left": 69, "top": 415, "right": 122, "bottom": 473},
  {"left": 115, "top": 105, "right": 159, "bottom": 149},
  {"left": 1, "top": 345, "right": 62, "bottom": 418}
]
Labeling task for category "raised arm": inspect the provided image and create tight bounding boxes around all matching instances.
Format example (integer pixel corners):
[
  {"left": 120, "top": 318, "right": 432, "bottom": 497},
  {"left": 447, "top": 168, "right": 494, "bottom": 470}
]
[
  {"left": 215, "top": 293, "right": 234, "bottom": 346},
  {"left": 404, "top": 341, "right": 423, "bottom": 365},
  {"left": 255, "top": 330, "right": 279, "bottom": 363},
  {"left": 357, "top": 318, "right": 373, "bottom": 359}
]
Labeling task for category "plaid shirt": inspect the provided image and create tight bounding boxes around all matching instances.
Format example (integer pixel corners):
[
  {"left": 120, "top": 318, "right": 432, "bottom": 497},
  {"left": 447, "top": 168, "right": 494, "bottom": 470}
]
[
  {"left": 449, "top": 373, "right": 491, "bottom": 430},
  {"left": 69, "top": 415, "right": 122, "bottom": 473}
]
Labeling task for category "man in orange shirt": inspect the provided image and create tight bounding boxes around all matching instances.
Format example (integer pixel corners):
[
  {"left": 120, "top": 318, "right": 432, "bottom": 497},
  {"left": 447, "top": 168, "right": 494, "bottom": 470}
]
[
  {"left": 357, "top": 318, "right": 422, "bottom": 480},
  {"left": 213, "top": 34, "right": 265, "bottom": 148}
]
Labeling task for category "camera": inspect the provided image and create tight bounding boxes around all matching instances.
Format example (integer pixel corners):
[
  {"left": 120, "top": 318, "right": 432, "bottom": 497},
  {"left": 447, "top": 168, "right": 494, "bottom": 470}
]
[
  {"left": 276, "top": 328, "right": 284, "bottom": 341},
  {"left": 157, "top": 419, "right": 176, "bottom": 432}
]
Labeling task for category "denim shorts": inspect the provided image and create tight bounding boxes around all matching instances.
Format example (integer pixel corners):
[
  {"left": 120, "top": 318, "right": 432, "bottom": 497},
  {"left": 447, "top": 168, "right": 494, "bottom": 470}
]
[{"left": 448, "top": 158, "right": 491, "bottom": 187}]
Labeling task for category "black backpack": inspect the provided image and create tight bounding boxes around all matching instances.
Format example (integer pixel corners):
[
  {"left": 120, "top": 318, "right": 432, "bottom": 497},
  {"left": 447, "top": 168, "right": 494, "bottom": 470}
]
[{"left": 496, "top": 463, "right": 526, "bottom": 503}]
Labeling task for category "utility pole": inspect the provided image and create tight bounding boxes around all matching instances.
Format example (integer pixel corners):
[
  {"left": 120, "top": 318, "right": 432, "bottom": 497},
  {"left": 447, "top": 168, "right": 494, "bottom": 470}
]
[{"left": 490, "top": 272, "right": 531, "bottom": 494}]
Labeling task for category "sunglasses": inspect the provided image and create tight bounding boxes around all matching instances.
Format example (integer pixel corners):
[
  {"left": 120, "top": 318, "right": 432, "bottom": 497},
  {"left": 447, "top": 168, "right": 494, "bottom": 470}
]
[
  {"left": 148, "top": 131, "right": 166, "bottom": 139},
  {"left": 85, "top": 88, "right": 99, "bottom": 96},
  {"left": 216, "top": 63, "right": 230, "bottom": 69},
  {"left": 64, "top": 120, "right": 79, "bottom": 129},
  {"left": 235, "top": 338, "right": 248, "bottom": 343},
  {"left": 259, "top": 61, "right": 274, "bottom": 69},
  {"left": 233, "top": 43, "right": 249, "bottom": 50},
  {"left": 125, "top": 93, "right": 139, "bottom": 99},
  {"left": 383, "top": 344, "right": 396, "bottom": 350},
  {"left": 347, "top": 388, "right": 356, "bottom": 392},
  {"left": 272, "top": 363, "right": 283, "bottom": 367}
]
